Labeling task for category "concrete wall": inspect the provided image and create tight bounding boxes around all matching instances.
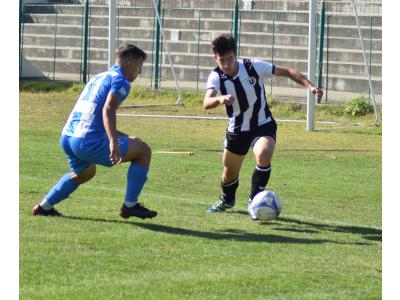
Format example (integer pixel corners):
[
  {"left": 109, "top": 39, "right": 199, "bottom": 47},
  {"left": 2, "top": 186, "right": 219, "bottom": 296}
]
[{"left": 20, "top": 1, "right": 382, "bottom": 101}]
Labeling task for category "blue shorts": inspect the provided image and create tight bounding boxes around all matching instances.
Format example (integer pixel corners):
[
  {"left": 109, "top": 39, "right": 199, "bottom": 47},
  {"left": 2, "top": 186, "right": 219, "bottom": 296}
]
[{"left": 60, "top": 134, "right": 130, "bottom": 174}]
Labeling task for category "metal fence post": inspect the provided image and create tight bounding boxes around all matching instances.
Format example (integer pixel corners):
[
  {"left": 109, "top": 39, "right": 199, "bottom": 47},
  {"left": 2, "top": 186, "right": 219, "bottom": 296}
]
[
  {"left": 19, "top": 0, "right": 25, "bottom": 77},
  {"left": 152, "top": 0, "right": 161, "bottom": 90},
  {"left": 108, "top": 0, "right": 117, "bottom": 68},
  {"left": 232, "top": 0, "right": 239, "bottom": 47},
  {"left": 316, "top": 0, "right": 325, "bottom": 103},
  {"left": 270, "top": 12, "right": 276, "bottom": 97},
  {"left": 196, "top": 10, "right": 201, "bottom": 92},
  {"left": 82, "top": 0, "right": 90, "bottom": 84},
  {"left": 368, "top": 16, "right": 373, "bottom": 104},
  {"left": 325, "top": 15, "right": 330, "bottom": 103},
  {"left": 117, "top": 6, "right": 120, "bottom": 45},
  {"left": 238, "top": 9, "right": 242, "bottom": 57},
  {"left": 53, "top": 6, "right": 58, "bottom": 80},
  {"left": 159, "top": 7, "right": 165, "bottom": 87}
]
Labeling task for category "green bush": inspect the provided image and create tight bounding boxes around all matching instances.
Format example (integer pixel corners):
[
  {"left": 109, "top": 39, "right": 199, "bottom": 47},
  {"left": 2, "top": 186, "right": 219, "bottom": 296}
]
[
  {"left": 344, "top": 96, "right": 374, "bottom": 116},
  {"left": 68, "top": 82, "right": 84, "bottom": 93},
  {"left": 19, "top": 80, "right": 73, "bottom": 92}
]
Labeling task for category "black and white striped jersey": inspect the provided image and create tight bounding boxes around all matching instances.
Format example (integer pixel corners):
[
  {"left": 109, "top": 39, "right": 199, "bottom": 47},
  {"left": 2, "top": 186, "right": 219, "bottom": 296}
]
[{"left": 206, "top": 58, "right": 275, "bottom": 133}]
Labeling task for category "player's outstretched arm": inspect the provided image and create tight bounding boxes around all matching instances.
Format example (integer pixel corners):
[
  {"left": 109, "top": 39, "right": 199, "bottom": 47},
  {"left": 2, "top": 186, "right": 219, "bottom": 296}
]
[
  {"left": 274, "top": 66, "right": 323, "bottom": 100},
  {"left": 203, "top": 88, "right": 235, "bottom": 110}
]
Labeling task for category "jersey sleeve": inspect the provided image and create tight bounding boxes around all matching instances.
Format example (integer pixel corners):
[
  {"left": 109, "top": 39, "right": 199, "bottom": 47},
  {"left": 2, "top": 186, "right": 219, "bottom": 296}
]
[
  {"left": 110, "top": 78, "right": 130, "bottom": 103},
  {"left": 252, "top": 58, "right": 275, "bottom": 79},
  {"left": 206, "top": 70, "right": 220, "bottom": 91}
]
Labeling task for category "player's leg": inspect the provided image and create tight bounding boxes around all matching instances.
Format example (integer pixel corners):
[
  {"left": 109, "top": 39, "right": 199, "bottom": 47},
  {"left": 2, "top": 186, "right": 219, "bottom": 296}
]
[
  {"left": 250, "top": 136, "right": 275, "bottom": 200},
  {"left": 208, "top": 129, "right": 251, "bottom": 213},
  {"left": 121, "top": 136, "right": 151, "bottom": 166},
  {"left": 119, "top": 137, "right": 157, "bottom": 219},
  {"left": 70, "top": 164, "right": 97, "bottom": 184},
  {"left": 249, "top": 120, "right": 277, "bottom": 201},
  {"left": 207, "top": 149, "right": 246, "bottom": 213},
  {"left": 221, "top": 149, "right": 246, "bottom": 202},
  {"left": 33, "top": 136, "right": 95, "bottom": 216}
]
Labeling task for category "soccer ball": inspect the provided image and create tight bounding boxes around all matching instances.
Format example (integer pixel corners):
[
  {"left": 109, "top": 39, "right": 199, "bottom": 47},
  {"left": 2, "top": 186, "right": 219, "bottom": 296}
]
[{"left": 249, "top": 190, "right": 282, "bottom": 221}]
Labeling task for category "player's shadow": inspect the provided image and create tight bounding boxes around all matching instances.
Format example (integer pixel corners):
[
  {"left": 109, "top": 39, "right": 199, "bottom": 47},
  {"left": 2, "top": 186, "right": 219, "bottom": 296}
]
[
  {"left": 60, "top": 214, "right": 371, "bottom": 245},
  {"left": 229, "top": 210, "right": 381, "bottom": 243},
  {"left": 275, "top": 216, "right": 381, "bottom": 242}
]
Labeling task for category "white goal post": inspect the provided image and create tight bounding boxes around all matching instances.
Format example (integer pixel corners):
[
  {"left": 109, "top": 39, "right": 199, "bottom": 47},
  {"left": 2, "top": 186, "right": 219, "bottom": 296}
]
[{"left": 307, "top": 0, "right": 317, "bottom": 131}]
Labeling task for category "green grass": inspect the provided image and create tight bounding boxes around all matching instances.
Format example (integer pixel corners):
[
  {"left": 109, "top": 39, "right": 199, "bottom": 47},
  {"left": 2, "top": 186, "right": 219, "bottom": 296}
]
[
  {"left": 19, "top": 79, "right": 381, "bottom": 123},
  {"left": 20, "top": 81, "right": 381, "bottom": 299}
]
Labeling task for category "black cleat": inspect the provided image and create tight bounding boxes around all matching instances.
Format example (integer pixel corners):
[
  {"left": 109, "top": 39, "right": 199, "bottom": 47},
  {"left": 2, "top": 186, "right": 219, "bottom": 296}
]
[
  {"left": 32, "top": 203, "right": 62, "bottom": 217},
  {"left": 120, "top": 203, "right": 157, "bottom": 219}
]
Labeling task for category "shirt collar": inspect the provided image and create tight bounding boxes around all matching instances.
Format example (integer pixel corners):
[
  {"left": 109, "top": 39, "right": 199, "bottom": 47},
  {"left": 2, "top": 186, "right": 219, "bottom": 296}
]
[{"left": 110, "top": 65, "right": 128, "bottom": 81}]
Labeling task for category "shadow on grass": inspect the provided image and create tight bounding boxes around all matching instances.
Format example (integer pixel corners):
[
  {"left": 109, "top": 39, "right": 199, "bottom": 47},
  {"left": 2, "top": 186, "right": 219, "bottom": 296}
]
[
  {"left": 228, "top": 210, "right": 381, "bottom": 243},
  {"left": 60, "top": 214, "right": 371, "bottom": 245},
  {"left": 276, "top": 216, "right": 381, "bottom": 243}
]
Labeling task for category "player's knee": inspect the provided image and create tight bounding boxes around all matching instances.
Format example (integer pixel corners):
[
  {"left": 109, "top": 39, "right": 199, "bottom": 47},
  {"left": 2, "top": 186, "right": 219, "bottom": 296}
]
[
  {"left": 127, "top": 140, "right": 151, "bottom": 166},
  {"left": 135, "top": 141, "right": 151, "bottom": 161},
  {"left": 72, "top": 165, "right": 96, "bottom": 184},
  {"left": 255, "top": 151, "right": 272, "bottom": 167},
  {"left": 142, "top": 142, "right": 152, "bottom": 158},
  {"left": 254, "top": 145, "right": 273, "bottom": 165},
  {"left": 87, "top": 166, "right": 97, "bottom": 180}
]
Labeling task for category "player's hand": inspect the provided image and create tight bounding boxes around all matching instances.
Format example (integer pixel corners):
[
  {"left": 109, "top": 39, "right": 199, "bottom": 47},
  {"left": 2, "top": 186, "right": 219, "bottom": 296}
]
[
  {"left": 219, "top": 94, "right": 235, "bottom": 106},
  {"left": 311, "top": 86, "right": 323, "bottom": 101},
  {"left": 109, "top": 140, "right": 123, "bottom": 165}
]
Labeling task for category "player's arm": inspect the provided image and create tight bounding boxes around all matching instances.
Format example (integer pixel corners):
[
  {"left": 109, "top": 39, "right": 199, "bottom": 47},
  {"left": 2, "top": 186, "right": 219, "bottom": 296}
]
[
  {"left": 203, "top": 88, "right": 235, "bottom": 110},
  {"left": 274, "top": 66, "right": 323, "bottom": 99},
  {"left": 103, "top": 92, "right": 122, "bottom": 164}
]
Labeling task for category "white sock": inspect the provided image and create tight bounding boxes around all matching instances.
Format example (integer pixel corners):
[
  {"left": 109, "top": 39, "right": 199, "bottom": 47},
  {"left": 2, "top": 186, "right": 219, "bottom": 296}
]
[
  {"left": 124, "top": 201, "right": 137, "bottom": 208},
  {"left": 39, "top": 199, "right": 53, "bottom": 211}
]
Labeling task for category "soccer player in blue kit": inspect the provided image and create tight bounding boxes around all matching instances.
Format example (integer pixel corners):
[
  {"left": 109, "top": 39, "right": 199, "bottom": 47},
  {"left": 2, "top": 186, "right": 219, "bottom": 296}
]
[
  {"left": 32, "top": 44, "right": 157, "bottom": 219},
  {"left": 204, "top": 34, "right": 323, "bottom": 218}
]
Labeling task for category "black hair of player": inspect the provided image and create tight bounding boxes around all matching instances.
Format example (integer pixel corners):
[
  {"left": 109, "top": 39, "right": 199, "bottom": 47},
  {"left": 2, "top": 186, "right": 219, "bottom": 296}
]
[
  {"left": 212, "top": 34, "right": 237, "bottom": 56},
  {"left": 115, "top": 43, "right": 147, "bottom": 61}
]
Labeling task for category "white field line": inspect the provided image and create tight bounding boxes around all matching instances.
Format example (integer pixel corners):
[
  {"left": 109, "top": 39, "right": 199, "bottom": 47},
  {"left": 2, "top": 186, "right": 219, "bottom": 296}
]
[
  {"left": 22, "top": 175, "right": 381, "bottom": 230},
  {"left": 117, "top": 113, "right": 345, "bottom": 125}
]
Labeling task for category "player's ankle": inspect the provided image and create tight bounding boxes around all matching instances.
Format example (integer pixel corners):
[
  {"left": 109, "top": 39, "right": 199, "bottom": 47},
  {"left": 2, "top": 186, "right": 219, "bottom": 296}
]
[{"left": 39, "top": 199, "right": 53, "bottom": 211}]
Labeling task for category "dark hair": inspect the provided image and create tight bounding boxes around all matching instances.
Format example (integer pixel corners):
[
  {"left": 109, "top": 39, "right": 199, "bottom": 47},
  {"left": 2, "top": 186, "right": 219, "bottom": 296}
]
[
  {"left": 115, "top": 43, "right": 147, "bottom": 61},
  {"left": 212, "top": 34, "right": 237, "bottom": 56}
]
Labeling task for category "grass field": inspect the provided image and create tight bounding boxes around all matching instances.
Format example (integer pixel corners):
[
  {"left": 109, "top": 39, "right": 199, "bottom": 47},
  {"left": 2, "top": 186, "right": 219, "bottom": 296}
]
[{"left": 20, "top": 81, "right": 382, "bottom": 299}]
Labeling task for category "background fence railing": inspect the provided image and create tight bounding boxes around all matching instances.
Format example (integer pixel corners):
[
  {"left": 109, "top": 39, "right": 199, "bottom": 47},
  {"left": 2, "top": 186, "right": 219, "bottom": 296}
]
[{"left": 19, "top": 0, "right": 382, "bottom": 103}]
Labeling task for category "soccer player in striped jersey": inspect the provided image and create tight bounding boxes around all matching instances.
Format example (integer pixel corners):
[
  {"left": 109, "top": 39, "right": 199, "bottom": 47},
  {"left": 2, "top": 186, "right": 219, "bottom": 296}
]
[
  {"left": 204, "top": 34, "right": 323, "bottom": 218},
  {"left": 32, "top": 44, "right": 157, "bottom": 219}
]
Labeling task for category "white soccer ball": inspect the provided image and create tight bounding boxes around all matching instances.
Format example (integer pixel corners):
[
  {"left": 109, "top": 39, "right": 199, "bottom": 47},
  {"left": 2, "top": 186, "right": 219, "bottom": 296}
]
[{"left": 249, "top": 190, "right": 282, "bottom": 221}]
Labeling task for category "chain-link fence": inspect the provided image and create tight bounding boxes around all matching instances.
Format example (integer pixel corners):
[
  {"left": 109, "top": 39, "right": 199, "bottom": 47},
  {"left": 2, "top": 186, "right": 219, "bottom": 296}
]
[
  {"left": 20, "top": 3, "right": 86, "bottom": 81},
  {"left": 20, "top": 0, "right": 382, "bottom": 103},
  {"left": 320, "top": 0, "right": 381, "bottom": 103}
]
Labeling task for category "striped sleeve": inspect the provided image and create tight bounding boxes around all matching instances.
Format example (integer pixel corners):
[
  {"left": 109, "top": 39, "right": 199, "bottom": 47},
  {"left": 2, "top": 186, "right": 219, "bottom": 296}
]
[
  {"left": 206, "top": 70, "right": 220, "bottom": 91},
  {"left": 252, "top": 58, "right": 275, "bottom": 79}
]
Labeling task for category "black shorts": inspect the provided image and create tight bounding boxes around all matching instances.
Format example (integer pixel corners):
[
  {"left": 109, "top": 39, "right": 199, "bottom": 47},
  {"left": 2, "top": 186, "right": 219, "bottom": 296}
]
[{"left": 224, "top": 120, "right": 277, "bottom": 156}]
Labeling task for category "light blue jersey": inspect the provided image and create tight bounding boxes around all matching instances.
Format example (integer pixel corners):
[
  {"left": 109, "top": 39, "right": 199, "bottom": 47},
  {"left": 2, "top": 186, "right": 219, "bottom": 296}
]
[{"left": 62, "top": 65, "right": 131, "bottom": 139}]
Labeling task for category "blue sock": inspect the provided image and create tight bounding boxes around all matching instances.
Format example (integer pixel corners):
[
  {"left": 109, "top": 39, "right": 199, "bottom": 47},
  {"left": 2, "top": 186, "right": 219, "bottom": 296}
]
[
  {"left": 45, "top": 173, "right": 79, "bottom": 205},
  {"left": 124, "top": 163, "right": 149, "bottom": 206}
]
